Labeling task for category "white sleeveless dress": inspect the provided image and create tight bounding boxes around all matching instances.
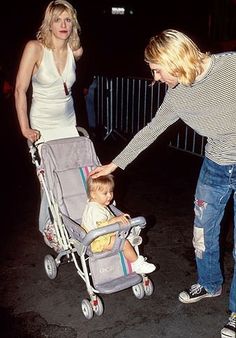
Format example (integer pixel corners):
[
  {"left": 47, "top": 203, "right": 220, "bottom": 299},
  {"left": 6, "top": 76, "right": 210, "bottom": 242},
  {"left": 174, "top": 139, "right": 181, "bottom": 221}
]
[{"left": 30, "top": 44, "right": 78, "bottom": 142}]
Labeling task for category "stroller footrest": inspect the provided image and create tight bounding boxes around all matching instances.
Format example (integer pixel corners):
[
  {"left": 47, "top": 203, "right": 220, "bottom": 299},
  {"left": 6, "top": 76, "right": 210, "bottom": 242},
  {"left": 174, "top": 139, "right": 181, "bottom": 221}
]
[{"left": 94, "top": 272, "right": 142, "bottom": 294}]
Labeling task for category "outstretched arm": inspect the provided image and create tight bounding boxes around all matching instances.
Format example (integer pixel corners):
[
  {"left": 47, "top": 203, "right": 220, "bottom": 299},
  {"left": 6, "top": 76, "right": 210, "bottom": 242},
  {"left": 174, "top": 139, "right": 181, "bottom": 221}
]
[{"left": 89, "top": 162, "right": 118, "bottom": 178}]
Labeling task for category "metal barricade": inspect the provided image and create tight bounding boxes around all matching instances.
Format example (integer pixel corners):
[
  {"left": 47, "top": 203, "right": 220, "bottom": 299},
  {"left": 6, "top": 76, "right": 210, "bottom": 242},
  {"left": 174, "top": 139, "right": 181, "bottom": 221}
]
[
  {"left": 94, "top": 75, "right": 206, "bottom": 157},
  {"left": 169, "top": 122, "right": 206, "bottom": 157}
]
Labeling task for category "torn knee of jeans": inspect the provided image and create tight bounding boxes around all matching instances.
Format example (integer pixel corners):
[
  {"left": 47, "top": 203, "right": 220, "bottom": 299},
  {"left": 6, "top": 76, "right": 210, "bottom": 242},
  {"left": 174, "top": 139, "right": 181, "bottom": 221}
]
[
  {"left": 194, "top": 199, "right": 207, "bottom": 220},
  {"left": 195, "top": 199, "right": 207, "bottom": 208},
  {"left": 193, "top": 226, "right": 205, "bottom": 259}
]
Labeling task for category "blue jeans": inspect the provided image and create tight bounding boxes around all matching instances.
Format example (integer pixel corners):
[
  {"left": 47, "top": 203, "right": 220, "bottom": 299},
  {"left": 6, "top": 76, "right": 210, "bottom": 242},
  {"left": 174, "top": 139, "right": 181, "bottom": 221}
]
[
  {"left": 194, "top": 157, "right": 236, "bottom": 313},
  {"left": 85, "top": 77, "right": 97, "bottom": 129}
]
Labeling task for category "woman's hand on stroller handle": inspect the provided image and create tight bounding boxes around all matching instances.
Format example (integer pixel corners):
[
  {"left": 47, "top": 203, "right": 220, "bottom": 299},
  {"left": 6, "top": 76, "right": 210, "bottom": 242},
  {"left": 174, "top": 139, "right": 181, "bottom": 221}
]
[
  {"left": 23, "top": 127, "right": 41, "bottom": 143},
  {"left": 89, "top": 162, "right": 118, "bottom": 178}
]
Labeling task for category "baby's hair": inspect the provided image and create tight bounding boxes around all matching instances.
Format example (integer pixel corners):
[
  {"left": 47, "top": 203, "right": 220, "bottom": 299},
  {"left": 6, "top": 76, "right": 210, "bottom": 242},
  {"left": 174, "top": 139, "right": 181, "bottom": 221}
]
[{"left": 87, "top": 174, "right": 115, "bottom": 199}]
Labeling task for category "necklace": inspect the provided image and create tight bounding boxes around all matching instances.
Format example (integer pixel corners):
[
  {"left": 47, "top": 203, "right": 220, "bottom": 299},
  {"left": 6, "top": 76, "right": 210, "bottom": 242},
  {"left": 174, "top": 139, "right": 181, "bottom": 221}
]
[
  {"left": 63, "top": 81, "right": 69, "bottom": 96},
  {"left": 52, "top": 48, "right": 69, "bottom": 96}
]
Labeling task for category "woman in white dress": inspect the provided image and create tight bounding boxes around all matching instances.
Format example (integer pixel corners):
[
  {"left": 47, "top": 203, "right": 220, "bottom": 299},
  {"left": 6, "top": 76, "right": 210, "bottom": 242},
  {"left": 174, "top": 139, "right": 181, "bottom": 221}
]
[
  {"left": 15, "top": 0, "right": 83, "bottom": 235},
  {"left": 15, "top": 0, "right": 83, "bottom": 144}
]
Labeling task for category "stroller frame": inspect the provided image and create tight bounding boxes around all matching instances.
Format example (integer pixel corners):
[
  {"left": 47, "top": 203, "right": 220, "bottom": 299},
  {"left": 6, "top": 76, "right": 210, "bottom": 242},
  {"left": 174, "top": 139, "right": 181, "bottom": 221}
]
[{"left": 28, "top": 128, "right": 154, "bottom": 319}]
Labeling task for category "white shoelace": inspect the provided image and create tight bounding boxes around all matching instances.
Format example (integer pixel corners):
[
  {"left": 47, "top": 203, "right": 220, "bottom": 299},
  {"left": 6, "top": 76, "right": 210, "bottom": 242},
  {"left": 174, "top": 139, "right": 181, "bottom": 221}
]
[
  {"left": 189, "top": 283, "right": 203, "bottom": 295},
  {"left": 227, "top": 313, "right": 236, "bottom": 328}
]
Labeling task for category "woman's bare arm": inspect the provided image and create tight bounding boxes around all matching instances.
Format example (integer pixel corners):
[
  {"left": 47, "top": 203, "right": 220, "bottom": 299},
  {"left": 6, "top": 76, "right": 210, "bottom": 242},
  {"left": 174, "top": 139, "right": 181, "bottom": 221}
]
[{"left": 15, "top": 40, "right": 42, "bottom": 142}]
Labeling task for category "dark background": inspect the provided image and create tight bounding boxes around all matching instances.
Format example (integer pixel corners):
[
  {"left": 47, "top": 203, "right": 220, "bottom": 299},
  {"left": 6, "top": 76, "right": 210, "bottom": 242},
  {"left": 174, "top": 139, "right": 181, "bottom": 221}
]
[
  {"left": 2, "top": 0, "right": 236, "bottom": 82},
  {"left": 2, "top": 0, "right": 236, "bottom": 85},
  {"left": 2, "top": 0, "right": 236, "bottom": 139},
  {"left": 1, "top": 0, "right": 227, "bottom": 80}
]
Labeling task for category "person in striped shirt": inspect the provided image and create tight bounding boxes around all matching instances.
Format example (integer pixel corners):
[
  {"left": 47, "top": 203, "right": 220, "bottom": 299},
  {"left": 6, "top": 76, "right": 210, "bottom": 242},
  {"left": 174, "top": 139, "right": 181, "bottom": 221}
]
[{"left": 90, "top": 29, "right": 236, "bottom": 338}]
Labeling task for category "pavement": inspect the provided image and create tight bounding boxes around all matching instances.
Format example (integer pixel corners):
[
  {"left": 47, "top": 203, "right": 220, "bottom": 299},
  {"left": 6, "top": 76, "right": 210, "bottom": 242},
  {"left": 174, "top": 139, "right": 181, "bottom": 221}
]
[{"left": 1, "top": 104, "right": 234, "bottom": 338}]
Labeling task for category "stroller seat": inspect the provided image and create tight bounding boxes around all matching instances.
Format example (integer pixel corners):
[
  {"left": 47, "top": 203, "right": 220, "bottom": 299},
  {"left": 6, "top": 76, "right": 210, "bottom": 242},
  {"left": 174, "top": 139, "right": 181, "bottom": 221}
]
[{"left": 62, "top": 213, "right": 142, "bottom": 294}]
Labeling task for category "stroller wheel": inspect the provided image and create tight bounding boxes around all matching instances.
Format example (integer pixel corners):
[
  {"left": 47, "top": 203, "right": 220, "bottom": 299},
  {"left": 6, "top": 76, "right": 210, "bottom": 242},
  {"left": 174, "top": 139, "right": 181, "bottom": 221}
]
[
  {"left": 81, "top": 299, "right": 93, "bottom": 320},
  {"left": 93, "top": 296, "right": 104, "bottom": 316},
  {"left": 44, "top": 254, "right": 57, "bottom": 280},
  {"left": 144, "top": 278, "right": 154, "bottom": 296},
  {"left": 132, "top": 283, "right": 145, "bottom": 299}
]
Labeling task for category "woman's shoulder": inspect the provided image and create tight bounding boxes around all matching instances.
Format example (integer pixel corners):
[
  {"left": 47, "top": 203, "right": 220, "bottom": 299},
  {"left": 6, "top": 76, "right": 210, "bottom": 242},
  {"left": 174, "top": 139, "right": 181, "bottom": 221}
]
[
  {"left": 25, "top": 40, "right": 43, "bottom": 50},
  {"left": 24, "top": 40, "right": 44, "bottom": 58},
  {"left": 72, "top": 46, "right": 83, "bottom": 61}
]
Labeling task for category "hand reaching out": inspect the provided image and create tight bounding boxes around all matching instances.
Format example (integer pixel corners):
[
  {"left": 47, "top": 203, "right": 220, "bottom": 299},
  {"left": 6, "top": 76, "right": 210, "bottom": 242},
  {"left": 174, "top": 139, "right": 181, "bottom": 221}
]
[{"left": 89, "top": 163, "right": 118, "bottom": 178}]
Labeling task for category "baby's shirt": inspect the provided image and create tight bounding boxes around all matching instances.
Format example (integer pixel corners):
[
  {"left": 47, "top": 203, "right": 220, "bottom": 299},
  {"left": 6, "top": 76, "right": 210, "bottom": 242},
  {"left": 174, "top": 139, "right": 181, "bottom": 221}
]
[{"left": 81, "top": 201, "right": 114, "bottom": 233}]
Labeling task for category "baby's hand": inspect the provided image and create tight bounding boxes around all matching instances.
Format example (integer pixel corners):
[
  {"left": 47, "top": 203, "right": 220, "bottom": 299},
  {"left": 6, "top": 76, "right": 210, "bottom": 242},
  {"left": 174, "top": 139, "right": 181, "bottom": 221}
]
[{"left": 113, "top": 213, "right": 130, "bottom": 225}]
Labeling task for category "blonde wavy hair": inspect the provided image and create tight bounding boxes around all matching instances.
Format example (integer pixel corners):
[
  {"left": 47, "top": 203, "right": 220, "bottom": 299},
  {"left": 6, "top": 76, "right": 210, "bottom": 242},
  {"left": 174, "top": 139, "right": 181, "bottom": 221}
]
[
  {"left": 36, "top": 0, "right": 81, "bottom": 50},
  {"left": 144, "top": 29, "right": 210, "bottom": 86},
  {"left": 86, "top": 175, "right": 115, "bottom": 200}
]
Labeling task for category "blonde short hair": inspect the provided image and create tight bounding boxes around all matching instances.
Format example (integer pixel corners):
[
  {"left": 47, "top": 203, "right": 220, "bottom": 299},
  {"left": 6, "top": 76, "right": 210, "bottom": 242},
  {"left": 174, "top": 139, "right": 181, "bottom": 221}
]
[
  {"left": 36, "top": 0, "right": 81, "bottom": 50},
  {"left": 144, "top": 29, "right": 210, "bottom": 86},
  {"left": 87, "top": 175, "right": 115, "bottom": 199}
]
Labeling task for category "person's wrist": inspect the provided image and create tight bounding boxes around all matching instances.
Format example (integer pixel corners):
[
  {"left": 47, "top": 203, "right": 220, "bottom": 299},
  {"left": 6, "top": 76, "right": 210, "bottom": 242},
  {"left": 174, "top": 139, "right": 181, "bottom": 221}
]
[{"left": 110, "top": 162, "right": 118, "bottom": 170}]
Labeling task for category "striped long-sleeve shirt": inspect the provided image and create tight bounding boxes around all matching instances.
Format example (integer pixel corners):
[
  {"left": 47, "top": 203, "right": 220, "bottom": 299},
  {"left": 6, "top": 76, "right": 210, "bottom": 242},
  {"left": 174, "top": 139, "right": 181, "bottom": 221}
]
[{"left": 113, "top": 52, "right": 236, "bottom": 169}]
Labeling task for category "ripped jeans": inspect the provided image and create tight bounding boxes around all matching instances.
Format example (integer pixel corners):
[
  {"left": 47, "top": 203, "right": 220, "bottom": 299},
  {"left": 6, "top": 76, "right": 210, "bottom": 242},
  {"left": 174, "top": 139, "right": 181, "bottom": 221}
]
[{"left": 194, "top": 157, "right": 236, "bottom": 313}]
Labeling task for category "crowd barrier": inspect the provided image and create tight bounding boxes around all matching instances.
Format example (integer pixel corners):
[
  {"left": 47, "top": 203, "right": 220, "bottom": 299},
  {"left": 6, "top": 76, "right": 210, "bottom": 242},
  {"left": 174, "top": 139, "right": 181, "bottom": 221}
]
[{"left": 94, "top": 75, "right": 206, "bottom": 157}]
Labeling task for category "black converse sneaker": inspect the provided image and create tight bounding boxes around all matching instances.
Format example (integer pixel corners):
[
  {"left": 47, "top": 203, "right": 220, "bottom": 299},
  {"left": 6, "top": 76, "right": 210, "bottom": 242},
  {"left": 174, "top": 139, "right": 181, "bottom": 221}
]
[
  {"left": 221, "top": 313, "right": 236, "bottom": 338},
  {"left": 178, "top": 283, "right": 222, "bottom": 304}
]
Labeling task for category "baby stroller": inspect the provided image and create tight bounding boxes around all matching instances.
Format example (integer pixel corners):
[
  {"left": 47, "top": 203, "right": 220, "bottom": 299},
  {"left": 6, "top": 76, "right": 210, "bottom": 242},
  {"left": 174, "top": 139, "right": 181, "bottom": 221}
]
[{"left": 28, "top": 128, "right": 154, "bottom": 319}]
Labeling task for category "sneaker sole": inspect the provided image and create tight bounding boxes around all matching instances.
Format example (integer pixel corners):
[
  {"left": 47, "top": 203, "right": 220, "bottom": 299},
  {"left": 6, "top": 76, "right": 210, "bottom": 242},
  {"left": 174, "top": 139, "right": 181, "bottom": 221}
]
[
  {"left": 178, "top": 289, "right": 222, "bottom": 304},
  {"left": 135, "top": 267, "right": 156, "bottom": 274},
  {"left": 221, "top": 332, "right": 236, "bottom": 338}
]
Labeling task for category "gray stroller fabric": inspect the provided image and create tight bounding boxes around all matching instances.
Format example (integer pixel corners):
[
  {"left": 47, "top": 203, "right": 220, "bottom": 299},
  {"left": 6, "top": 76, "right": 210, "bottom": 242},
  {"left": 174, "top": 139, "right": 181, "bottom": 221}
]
[
  {"left": 40, "top": 136, "right": 100, "bottom": 221},
  {"left": 89, "top": 252, "right": 142, "bottom": 293}
]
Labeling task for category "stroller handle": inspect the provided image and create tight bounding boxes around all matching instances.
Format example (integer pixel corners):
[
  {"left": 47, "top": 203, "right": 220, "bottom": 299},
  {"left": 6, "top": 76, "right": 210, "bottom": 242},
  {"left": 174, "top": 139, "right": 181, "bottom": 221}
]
[
  {"left": 27, "top": 139, "right": 41, "bottom": 166},
  {"left": 27, "top": 139, "right": 33, "bottom": 148},
  {"left": 130, "top": 216, "right": 146, "bottom": 228}
]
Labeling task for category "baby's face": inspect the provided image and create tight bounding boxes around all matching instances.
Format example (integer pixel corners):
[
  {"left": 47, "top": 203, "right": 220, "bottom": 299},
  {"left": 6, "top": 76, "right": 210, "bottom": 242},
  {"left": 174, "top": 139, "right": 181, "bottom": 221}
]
[{"left": 91, "top": 186, "right": 114, "bottom": 207}]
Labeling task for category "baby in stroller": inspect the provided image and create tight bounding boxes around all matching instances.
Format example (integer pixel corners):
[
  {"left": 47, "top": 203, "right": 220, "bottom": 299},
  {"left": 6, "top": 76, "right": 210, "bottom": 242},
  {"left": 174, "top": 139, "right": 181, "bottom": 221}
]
[{"left": 82, "top": 174, "right": 156, "bottom": 274}]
